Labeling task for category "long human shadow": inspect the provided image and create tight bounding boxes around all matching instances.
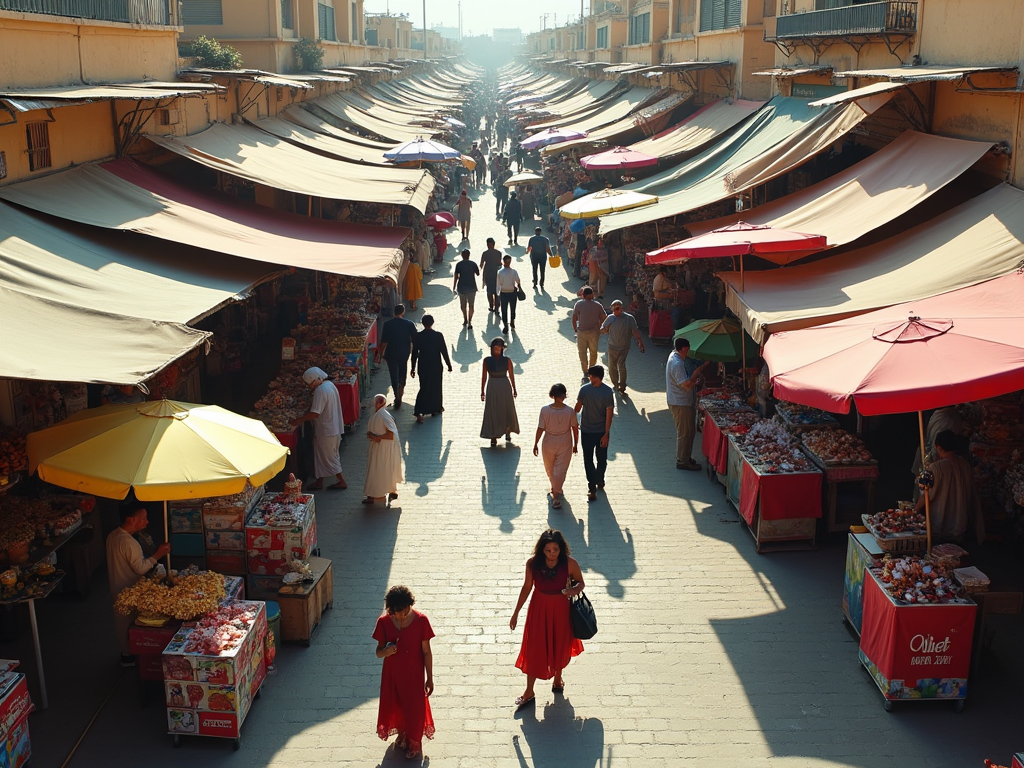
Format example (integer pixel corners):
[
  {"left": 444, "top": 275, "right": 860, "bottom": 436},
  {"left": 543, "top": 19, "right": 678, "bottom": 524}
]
[
  {"left": 504, "top": 332, "right": 536, "bottom": 375},
  {"left": 513, "top": 697, "right": 606, "bottom": 768},
  {"left": 480, "top": 445, "right": 526, "bottom": 533},
  {"left": 561, "top": 499, "right": 635, "bottom": 600},
  {"left": 402, "top": 420, "right": 451, "bottom": 497}
]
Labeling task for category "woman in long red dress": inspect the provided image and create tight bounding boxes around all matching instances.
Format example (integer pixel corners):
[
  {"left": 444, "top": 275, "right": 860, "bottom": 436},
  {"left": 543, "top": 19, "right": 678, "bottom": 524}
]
[
  {"left": 509, "top": 529, "right": 585, "bottom": 710},
  {"left": 373, "top": 586, "right": 435, "bottom": 759}
]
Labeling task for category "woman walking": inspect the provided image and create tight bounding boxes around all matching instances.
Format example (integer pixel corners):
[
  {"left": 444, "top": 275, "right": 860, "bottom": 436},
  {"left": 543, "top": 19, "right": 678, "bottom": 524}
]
[
  {"left": 404, "top": 256, "right": 423, "bottom": 311},
  {"left": 480, "top": 337, "right": 520, "bottom": 447},
  {"left": 373, "top": 585, "right": 435, "bottom": 760},
  {"left": 533, "top": 384, "right": 579, "bottom": 509},
  {"left": 509, "top": 529, "right": 585, "bottom": 710},
  {"left": 455, "top": 189, "right": 472, "bottom": 241}
]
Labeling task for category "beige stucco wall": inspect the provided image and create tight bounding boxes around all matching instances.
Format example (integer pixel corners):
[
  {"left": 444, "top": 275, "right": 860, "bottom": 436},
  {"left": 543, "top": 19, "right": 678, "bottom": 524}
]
[
  {"left": 0, "top": 101, "right": 114, "bottom": 185},
  {"left": 185, "top": 0, "right": 278, "bottom": 40}
]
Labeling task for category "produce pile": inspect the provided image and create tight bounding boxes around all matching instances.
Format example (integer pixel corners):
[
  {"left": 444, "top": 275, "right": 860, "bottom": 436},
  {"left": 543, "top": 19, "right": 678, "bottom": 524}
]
[
  {"left": 865, "top": 506, "right": 927, "bottom": 537},
  {"left": 877, "top": 555, "right": 967, "bottom": 604},
  {"left": 0, "top": 496, "right": 88, "bottom": 551},
  {"left": 182, "top": 602, "right": 262, "bottom": 655},
  {"left": 115, "top": 570, "right": 226, "bottom": 620},
  {"left": 247, "top": 493, "right": 314, "bottom": 527},
  {"left": 735, "top": 419, "right": 815, "bottom": 474},
  {"left": 802, "top": 428, "right": 874, "bottom": 465},
  {"left": 775, "top": 401, "right": 839, "bottom": 429}
]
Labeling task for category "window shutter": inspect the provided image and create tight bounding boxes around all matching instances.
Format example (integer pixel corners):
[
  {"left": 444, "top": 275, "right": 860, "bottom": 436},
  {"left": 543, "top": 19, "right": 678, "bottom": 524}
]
[
  {"left": 181, "top": 0, "right": 223, "bottom": 25},
  {"left": 725, "top": 0, "right": 741, "bottom": 27}
]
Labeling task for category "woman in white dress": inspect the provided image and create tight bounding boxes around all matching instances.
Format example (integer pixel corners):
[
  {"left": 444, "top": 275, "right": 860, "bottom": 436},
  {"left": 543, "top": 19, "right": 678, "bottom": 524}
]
[
  {"left": 363, "top": 395, "right": 404, "bottom": 506},
  {"left": 533, "top": 384, "right": 579, "bottom": 509}
]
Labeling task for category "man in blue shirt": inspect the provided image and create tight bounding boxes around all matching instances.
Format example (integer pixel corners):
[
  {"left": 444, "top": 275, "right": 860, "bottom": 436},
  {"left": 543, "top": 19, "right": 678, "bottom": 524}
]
[
  {"left": 666, "top": 337, "right": 710, "bottom": 470},
  {"left": 526, "top": 227, "right": 553, "bottom": 288},
  {"left": 376, "top": 304, "right": 417, "bottom": 409},
  {"left": 575, "top": 365, "right": 615, "bottom": 501}
]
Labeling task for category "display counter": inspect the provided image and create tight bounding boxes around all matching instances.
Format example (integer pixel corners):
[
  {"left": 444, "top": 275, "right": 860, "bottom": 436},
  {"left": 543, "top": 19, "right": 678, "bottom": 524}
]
[
  {"left": 247, "top": 557, "right": 333, "bottom": 646},
  {"left": 842, "top": 533, "right": 883, "bottom": 636}
]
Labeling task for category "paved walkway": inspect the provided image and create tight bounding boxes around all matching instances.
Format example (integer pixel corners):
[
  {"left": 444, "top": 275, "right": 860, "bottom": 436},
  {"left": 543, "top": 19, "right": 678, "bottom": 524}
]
[{"left": 29, "top": 183, "right": 1023, "bottom": 767}]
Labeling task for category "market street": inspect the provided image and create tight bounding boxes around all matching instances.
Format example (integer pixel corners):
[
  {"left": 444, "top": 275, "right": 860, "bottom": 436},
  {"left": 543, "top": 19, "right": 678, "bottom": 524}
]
[{"left": 21, "top": 183, "right": 1016, "bottom": 768}]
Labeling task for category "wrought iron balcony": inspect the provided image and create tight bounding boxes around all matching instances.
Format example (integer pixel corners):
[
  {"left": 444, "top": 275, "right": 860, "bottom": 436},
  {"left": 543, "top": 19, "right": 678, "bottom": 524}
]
[
  {"left": 0, "top": 0, "right": 170, "bottom": 25},
  {"left": 771, "top": 1, "right": 916, "bottom": 39}
]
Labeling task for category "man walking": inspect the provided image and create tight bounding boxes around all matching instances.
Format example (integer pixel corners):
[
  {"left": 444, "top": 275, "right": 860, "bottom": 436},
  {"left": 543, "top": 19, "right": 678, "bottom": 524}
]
[
  {"left": 666, "top": 337, "right": 711, "bottom": 471},
  {"left": 410, "top": 315, "right": 453, "bottom": 424},
  {"left": 600, "top": 300, "right": 644, "bottom": 393},
  {"left": 526, "top": 227, "right": 553, "bottom": 288},
  {"left": 494, "top": 167, "right": 510, "bottom": 217},
  {"left": 479, "top": 238, "right": 503, "bottom": 314},
  {"left": 376, "top": 304, "right": 417, "bottom": 409},
  {"left": 572, "top": 287, "right": 606, "bottom": 377},
  {"left": 291, "top": 367, "right": 347, "bottom": 489},
  {"left": 452, "top": 249, "right": 480, "bottom": 328},
  {"left": 496, "top": 254, "right": 522, "bottom": 335},
  {"left": 574, "top": 365, "right": 614, "bottom": 502},
  {"left": 503, "top": 191, "right": 523, "bottom": 246}
]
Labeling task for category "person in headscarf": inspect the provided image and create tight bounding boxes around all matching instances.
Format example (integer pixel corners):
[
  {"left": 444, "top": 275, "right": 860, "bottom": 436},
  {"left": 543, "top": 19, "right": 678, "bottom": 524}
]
[
  {"left": 363, "top": 395, "right": 404, "bottom": 506},
  {"left": 292, "top": 367, "right": 347, "bottom": 490}
]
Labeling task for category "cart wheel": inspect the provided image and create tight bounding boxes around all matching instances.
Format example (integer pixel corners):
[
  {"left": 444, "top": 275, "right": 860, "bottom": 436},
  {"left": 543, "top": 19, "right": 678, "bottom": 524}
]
[
  {"left": 883, "top": 700, "right": 893, "bottom": 712},
  {"left": 954, "top": 699, "right": 965, "bottom": 713},
  {"left": 172, "top": 734, "right": 182, "bottom": 748},
  {"left": 233, "top": 738, "right": 241, "bottom": 751}
]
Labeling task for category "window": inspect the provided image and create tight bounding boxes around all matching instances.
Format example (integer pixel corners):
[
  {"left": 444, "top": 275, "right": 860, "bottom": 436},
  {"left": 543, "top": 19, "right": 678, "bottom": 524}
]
[
  {"left": 352, "top": 3, "right": 359, "bottom": 42},
  {"left": 576, "top": 29, "right": 584, "bottom": 49},
  {"left": 181, "top": 0, "right": 223, "bottom": 25},
  {"left": 366, "top": 28, "right": 379, "bottom": 45},
  {"left": 26, "top": 122, "right": 51, "bottom": 172},
  {"left": 628, "top": 12, "right": 650, "bottom": 44},
  {"left": 676, "top": 0, "right": 695, "bottom": 31},
  {"left": 597, "top": 26, "right": 609, "bottom": 48},
  {"left": 699, "top": 0, "right": 741, "bottom": 31},
  {"left": 281, "top": 0, "right": 294, "bottom": 29},
  {"left": 318, "top": 2, "right": 337, "bottom": 41}
]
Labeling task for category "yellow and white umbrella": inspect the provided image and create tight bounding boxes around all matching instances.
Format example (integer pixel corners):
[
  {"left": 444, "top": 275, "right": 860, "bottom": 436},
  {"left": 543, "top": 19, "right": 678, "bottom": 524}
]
[
  {"left": 504, "top": 171, "right": 544, "bottom": 187},
  {"left": 559, "top": 188, "right": 659, "bottom": 220}
]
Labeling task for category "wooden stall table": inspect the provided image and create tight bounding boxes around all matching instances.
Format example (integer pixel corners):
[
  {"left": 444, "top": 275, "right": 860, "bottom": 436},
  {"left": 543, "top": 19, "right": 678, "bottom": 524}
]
[
  {"left": 276, "top": 556, "right": 333, "bottom": 646},
  {"left": 807, "top": 455, "right": 879, "bottom": 533}
]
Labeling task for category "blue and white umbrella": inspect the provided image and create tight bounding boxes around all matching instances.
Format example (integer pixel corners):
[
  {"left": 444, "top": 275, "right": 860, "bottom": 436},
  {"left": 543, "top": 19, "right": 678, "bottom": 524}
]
[{"left": 383, "top": 137, "right": 461, "bottom": 163}]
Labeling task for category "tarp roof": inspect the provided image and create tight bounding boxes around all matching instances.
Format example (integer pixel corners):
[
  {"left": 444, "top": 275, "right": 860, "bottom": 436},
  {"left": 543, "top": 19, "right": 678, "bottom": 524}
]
[
  {"left": 525, "top": 80, "right": 623, "bottom": 129},
  {"left": 0, "top": 160, "right": 410, "bottom": 283},
  {"left": 182, "top": 68, "right": 315, "bottom": 89},
  {"left": 314, "top": 93, "right": 438, "bottom": 142},
  {"left": 753, "top": 65, "right": 833, "bottom": 78},
  {"left": 535, "top": 85, "right": 653, "bottom": 136},
  {"left": 722, "top": 184, "right": 1024, "bottom": 342},
  {"left": 833, "top": 64, "right": 1018, "bottom": 81},
  {"left": 282, "top": 105, "right": 395, "bottom": 150},
  {"left": 629, "top": 99, "right": 763, "bottom": 160},
  {"left": 251, "top": 116, "right": 396, "bottom": 165},
  {"left": 0, "top": 81, "right": 221, "bottom": 112},
  {"left": 144, "top": 123, "right": 434, "bottom": 212},
  {"left": 689, "top": 130, "right": 993, "bottom": 249}
]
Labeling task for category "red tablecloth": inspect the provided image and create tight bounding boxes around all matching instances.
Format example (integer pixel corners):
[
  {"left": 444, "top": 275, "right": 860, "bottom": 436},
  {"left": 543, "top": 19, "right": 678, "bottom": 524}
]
[
  {"left": 859, "top": 570, "right": 975, "bottom": 700},
  {"left": 366, "top": 318, "right": 377, "bottom": 349},
  {"left": 274, "top": 427, "right": 300, "bottom": 450},
  {"left": 701, "top": 415, "right": 730, "bottom": 475},
  {"left": 337, "top": 379, "right": 360, "bottom": 425},
  {"left": 739, "top": 461, "right": 822, "bottom": 526}
]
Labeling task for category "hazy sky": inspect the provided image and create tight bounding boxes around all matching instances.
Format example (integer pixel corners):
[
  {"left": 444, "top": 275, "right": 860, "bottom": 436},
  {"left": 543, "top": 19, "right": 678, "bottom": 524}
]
[{"left": 364, "top": 0, "right": 585, "bottom": 36}]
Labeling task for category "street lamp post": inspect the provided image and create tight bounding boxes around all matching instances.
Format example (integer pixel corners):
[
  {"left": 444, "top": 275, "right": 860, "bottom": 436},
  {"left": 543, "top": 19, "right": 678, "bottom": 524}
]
[{"left": 422, "top": 0, "right": 427, "bottom": 60}]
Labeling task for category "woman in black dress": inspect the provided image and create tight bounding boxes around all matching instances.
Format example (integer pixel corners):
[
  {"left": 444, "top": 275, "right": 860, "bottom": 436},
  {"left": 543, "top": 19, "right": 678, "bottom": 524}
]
[{"left": 410, "top": 315, "right": 453, "bottom": 424}]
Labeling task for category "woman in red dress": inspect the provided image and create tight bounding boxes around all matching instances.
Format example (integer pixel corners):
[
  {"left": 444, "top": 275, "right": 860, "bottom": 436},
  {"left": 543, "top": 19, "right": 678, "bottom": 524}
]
[
  {"left": 373, "top": 586, "right": 435, "bottom": 759},
  {"left": 509, "top": 529, "right": 585, "bottom": 710}
]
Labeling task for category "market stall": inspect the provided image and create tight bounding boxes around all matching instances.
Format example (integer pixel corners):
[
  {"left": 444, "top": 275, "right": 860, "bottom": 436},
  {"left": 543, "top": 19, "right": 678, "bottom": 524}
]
[
  {"left": 800, "top": 428, "right": 879, "bottom": 533},
  {"left": 0, "top": 664, "right": 34, "bottom": 767},
  {"left": 250, "top": 556, "right": 333, "bottom": 646}
]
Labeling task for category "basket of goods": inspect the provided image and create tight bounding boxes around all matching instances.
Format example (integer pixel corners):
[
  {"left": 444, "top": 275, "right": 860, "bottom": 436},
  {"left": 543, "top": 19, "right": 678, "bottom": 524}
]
[
  {"left": 801, "top": 428, "right": 875, "bottom": 466},
  {"left": 736, "top": 420, "right": 815, "bottom": 474},
  {"left": 877, "top": 555, "right": 968, "bottom": 604},
  {"left": 862, "top": 504, "right": 927, "bottom": 552},
  {"left": 115, "top": 570, "right": 226, "bottom": 622}
]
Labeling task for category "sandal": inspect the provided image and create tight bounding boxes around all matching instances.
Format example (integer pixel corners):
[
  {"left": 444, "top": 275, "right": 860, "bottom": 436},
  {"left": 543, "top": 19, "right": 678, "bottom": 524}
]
[
  {"left": 416, "top": 416, "right": 424, "bottom": 424},
  {"left": 490, "top": 438, "right": 497, "bottom": 447},
  {"left": 552, "top": 496, "right": 562, "bottom": 509},
  {"left": 328, "top": 481, "right": 347, "bottom": 490},
  {"left": 514, "top": 694, "right": 535, "bottom": 711},
  {"left": 405, "top": 749, "right": 421, "bottom": 760},
  {"left": 361, "top": 497, "right": 374, "bottom": 505},
  {"left": 552, "top": 680, "right": 565, "bottom": 693}
]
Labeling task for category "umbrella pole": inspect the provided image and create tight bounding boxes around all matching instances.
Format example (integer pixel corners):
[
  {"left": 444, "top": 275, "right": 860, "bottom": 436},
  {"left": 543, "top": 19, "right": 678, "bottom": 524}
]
[
  {"left": 163, "top": 499, "right": 171, "bottom": 573},
  {"left": 919, "top": 411, "right": 932, "bottom": 554},
  {"left": 655, "top": 220, "right": 662, "bottom": 248},
  {"left": 741, "top": 331, "right": 747, "bottom": 395},
  {"left": 740, "top": 254, "right": 745, "bottom": 293}
]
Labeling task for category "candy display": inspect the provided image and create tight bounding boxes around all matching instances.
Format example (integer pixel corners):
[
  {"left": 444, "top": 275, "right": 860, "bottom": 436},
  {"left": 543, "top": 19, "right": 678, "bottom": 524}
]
[
  {"left": 775, "top": 401, "right": 839, "bottom": 430},
  {"left": 0, "top": 561, "right": 64, "bottom": 603},
  {"left": 246, "top": 494, "right": 317, "bottom": 576},
  {"left": 114, "top": 570, "right": 226, "bottom": 621},
  {"left": 735, "top": 419, "right": 815, "bottom": 474},
  {"left": 801, "top": 428, "right": 875, "bottom": 465},
  {"left": 876, "top": 555, "right": 969, "bottom": 604},
  {"left": 865, "top": 506, "right": 927, "bottom": 536},
  {"left": 0, "top": 495, "right": 88, "bottom": 555},
  {"left": 183, "top": 602, "right": 262, "bottom": 655}
]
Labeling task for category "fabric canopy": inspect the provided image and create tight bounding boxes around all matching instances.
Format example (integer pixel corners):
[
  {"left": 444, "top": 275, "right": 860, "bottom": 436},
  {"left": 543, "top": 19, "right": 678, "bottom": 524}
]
[
  {"left": 597, "top": 95, "right": 891, "bottom": 233},
  {"left": 537, "top": 86, "right": 654, "bottom": 135},
  {"left": 313, "top": 93, "right": 438, "bottom": 142},
  {"left": 0, "top": 160, "right": 410, "bottom": 283},
  {"left": 688, "top": 131, "right": 993, "bottom": 249},
  {"left": 630, "top": 99, "right": 763, "bottom": 160},
  {"left": 253, "top": 116, "right": 397, "bottom": 166},
  {"left": 722, "top": 184, "right": 1024, "bottom": 342},
  {"left": 144, "top": 123, "right": 434, "bottom": 212}
]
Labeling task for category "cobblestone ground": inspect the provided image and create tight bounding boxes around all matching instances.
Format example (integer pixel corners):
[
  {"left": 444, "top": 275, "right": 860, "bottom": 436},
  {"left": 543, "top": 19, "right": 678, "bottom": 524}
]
[{"left": 49, "top": 183, "right": 1021, "bottom": 767}]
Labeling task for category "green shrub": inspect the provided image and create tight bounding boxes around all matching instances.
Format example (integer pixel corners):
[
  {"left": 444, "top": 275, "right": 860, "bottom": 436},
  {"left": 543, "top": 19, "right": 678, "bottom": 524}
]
[
  {"left": 188, "top": 36, "right": 243, "bottom": 69},
  {"left": 293, "top": 37, "right": 325, "bottom": 72}
]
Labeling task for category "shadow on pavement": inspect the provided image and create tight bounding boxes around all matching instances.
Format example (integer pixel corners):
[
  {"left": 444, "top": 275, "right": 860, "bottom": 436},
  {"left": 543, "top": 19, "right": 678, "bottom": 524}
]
[
  {"left": 480, "top": 445, "right": 526, "bottom": 533},
  {"left": 513, "top": 697, "right": 606, "bottom": 768}
]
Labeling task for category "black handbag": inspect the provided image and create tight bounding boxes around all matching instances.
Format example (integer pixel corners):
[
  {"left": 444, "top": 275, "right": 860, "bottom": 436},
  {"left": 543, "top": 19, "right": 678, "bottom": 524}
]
[
  {"left": 569, "top": 590, "right": 598, "bottom": 640},
  {"left": 516, "top": 286, "right": 527, "bottom": 301}
]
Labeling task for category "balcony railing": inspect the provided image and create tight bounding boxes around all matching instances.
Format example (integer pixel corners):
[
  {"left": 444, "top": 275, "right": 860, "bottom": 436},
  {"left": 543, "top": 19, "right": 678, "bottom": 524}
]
[
  {"left": 0, "top": 0, "right": 170, "bottom": 24},
  {"left": 774, "top": 1, "right": 915, "bottom": 38}
]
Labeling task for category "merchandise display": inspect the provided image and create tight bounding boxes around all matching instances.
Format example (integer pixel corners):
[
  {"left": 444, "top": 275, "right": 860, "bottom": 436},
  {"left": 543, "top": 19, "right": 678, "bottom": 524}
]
[
  {"left": 0, "top": 495, "right": 90, "bottom": 562},
  {"left": 245, "top": 494, "right": 317, "bottom": 576},
  {"left": 0, "top": 428, "right": 27, "bottom": 480},
  {"left": 802, "top": 429, "right": 875, "bottom": 465},
  {"left": 775, "top": 401, "right": 839, "bottom": 430},
  {"left": 865, "top": 505, "right": 928, "bottom": 536},
  {"left": 735, "top": 420, "right": 814, "bottom": 474},
  {"left": 0, "top": 671, "right": 33, "bottom": 768},
  {"left": 0, "top": 561, "right": 64, "bottom": 603},
  {"left": 115, "top": 570, "right": 227, "bottom": 621},
  {"left": 876, "top": 555, "right": 969, "bottom": 605}
]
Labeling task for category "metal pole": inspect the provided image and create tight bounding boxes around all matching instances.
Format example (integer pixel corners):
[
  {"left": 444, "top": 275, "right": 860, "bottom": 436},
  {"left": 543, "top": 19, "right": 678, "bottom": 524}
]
[
  {"left": 27, "top": 599, "right": 48, "bottom": 710},
  {"left": 919, "top": 411, "right": 932, "bottom": 553},
  {"left": 422, "top": 0, "right": 427, "bottom": 60},
  {"left": 164, "top": 499, "right": 171, "bottom": 573}
]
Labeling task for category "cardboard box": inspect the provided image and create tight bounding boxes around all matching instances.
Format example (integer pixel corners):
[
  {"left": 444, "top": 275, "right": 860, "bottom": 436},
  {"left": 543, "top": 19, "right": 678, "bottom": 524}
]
[
  {"left": 167, "top": 708, "right": 198, "bottom": 735},
  {"left": 170, "top": 507, "right": 204, "bottom": 534},
  {"left": 202, "top": 508, "right": 245, "bottom": 531},
  {"left": 5, "top": 715, "right": 29, "bottom": 768},
  {"left": 205, "top": 552, "right": 246, "bottom": 576},
  {"left": 165, "top": 681, "right": 240, "bottom": 713},
  {"left": 205, "top": 530, "right": 245, "bottom": 551},
  {"left": 198, "top": 711, "right": 239, "bottom": 738},
  {"left": 169, "top": 533, "right": 205, "bottom": 557},
  {"left": 0, "top": 675, "right": 32, "bottom": 739}
]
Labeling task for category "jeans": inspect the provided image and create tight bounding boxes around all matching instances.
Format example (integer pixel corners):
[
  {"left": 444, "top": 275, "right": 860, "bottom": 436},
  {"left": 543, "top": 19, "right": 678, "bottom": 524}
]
[
  {"left": 385, "top": 356, "right": 408, "bottom": 396},
  {"left": 607, "top": 346, "right": 630, "bottom": 388},
  {"left": 531, "top": 255, "right": 546, "bottom": 286},
  {"left": 581, "top": 431, "right": 608, "bottom": 490},
  {"left": 500, "top": 292, "right": 518, "bottom": 327},
  {"left": 576, "top": 329, "right": 600, "bottom": 373},
  {"left": 506, "top": 219, "right": 521, "bottom": 243},
  {"left": 670, "top": 404, "right": 696, "bottom": 465}
]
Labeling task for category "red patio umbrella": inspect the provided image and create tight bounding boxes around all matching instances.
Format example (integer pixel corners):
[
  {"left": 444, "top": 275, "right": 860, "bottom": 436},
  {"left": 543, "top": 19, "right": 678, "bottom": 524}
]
[
  {"left": 425, "top": 211, "right": 456, "bottom": 230},
  {"left": 762, "top": 271, "right": 1024, "bottom": 549},
  {"left": 646, "top": 221, "right": 828, "bottom": 271},
  {"left": 579, "top": 146, "right": 658, "bottom": 170}
]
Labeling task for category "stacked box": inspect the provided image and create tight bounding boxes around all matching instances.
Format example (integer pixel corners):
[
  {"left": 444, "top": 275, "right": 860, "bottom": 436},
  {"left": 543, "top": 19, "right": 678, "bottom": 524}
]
[
  {"left": 168, "top": 501, "right": 206, "bottom": 564},
  {"left": 162, "top": 601, "right": 268, "bottom": 741},
  {"left": 200, "top": 485, "right": 265, "bottom": 575},
  {"left": 0, "top": 673, "right": 32, "bottom": 768},
  {"left": 245, "top": 494, "right": 317, "bottom": 576}
]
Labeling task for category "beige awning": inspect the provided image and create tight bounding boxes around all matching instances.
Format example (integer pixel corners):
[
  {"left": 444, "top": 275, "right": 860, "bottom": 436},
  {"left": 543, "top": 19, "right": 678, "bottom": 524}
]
[
  {"left": 629, "top": 99, "right": 763, "bottom": 160},
  {"left": 722, "top": 185, "right": 1024, "bottom": 342},
  {"left": 538, "top": 86, "right": 654, "bottom": 135},
  {"left": 252, "top": 116, "right": 396, "bottom": 165},
  {"left": 144, "top": 123, "right": 435, "bottom": 212},
  {"left": 689, "top": 131, "right": 993, "bottom": 249},
  {"left": 753, "top": 65, "right": 833, "bottom": 78},
  {"left": 808, "top": 80, "right": 907, "bottom": 107},
  {"left": 282, "top": 106, "right": 396, "bottom": 149},
  {"left": 833, "top": 64, "right": 1018, "bottom": 81},
  {"left": 313, "top": 93, "right": 437, "bottom": 142},
  {"left": 0, "top": 160, "right": 410, "bottom": 283}
]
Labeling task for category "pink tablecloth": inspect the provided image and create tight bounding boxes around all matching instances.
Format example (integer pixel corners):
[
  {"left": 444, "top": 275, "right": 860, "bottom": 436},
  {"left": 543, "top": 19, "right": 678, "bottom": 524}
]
[{"left": 739, "top": 461, "right": 822, "bottom": 526}]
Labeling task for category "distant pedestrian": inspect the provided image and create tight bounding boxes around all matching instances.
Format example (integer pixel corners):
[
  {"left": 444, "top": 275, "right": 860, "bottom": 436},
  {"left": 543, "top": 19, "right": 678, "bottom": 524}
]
[
  {"left": 666, "top": 337, "right": 711, "bottom": 471},
  {"left": 496, "top": 254, "right": 522, "bottom": 334},
  {"left": 519, "top": 186, "right": 537, "bottom": 221},
  {"left": 480, "top": 337, "right": 520, "bottom": 447},
  {"left": 376, "top": 304, "right": 417, "bottom": 409},
  {"left": 495, "top": 168, "right": 510, "bottom": 217},
  {"left": 533, "top": 384, "right": 579, "bottom": 509},
  {"left": 452, "top": 249, "right": 480, "bottom": 328},
  {"left": 479, "top": 238, "right": 503, "bottom": 314},
  {"left": 509, "top": 529, "right": 585, "bottom": 711},
  {"left": 588, "top": 237, "right": 609, "bottom": 298},
  {"left": 574, "top": 365, "right": 614, "bottom": 502},
  {"left": 291, "top": 367, "right": 347, "bottom": 490},
  {"left": 516, "top": 142, "right": 526, "bottom": 172},
  {"left": 410, "top": 315, "right": 452, "bottom": 424},
  {"left": 373, "top": 585, "right": 434, "bottom": 760},
  {"left": 600, "top": 300, "right": 645, "bottom": 394},
  {"left": 404, "top": 256, "right": 423, "bottom": 311},
  {"left": 503, "top": 191, "right": 523, "bottom": 246},
  {"left": 455, "top": 190, "right": 472, "bottom": 240},
  {"left": 526, "top": 227, "right": 552, "bottom": 288},
  {"left": 363, "top": 394, "right": 404, "bottom": 505},
  {"left": 572, "top": 287, "right": 606, "bottom": 376}
]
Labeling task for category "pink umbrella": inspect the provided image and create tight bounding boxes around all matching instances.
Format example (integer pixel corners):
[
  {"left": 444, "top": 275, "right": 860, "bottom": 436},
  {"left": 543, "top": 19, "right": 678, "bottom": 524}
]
[
  {"left": 580, "top": 146, "right": 658, "bottom": 170},
  {"left": 520, "top": 127, "right": 589, "bottom": 150},
  {"left": 425, "top": 211, "right": 456, "bottom": 230},
  {"left": 646, "top": 222, "right": 828, "bottom": 267}
]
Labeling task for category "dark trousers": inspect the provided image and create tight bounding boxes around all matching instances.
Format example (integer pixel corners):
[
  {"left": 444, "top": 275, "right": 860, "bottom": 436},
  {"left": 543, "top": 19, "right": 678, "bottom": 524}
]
[
  {"left": 385, "top": 356, "right": 408, "bottom": 396},
  {"left": 581, "top": 431, "right": 608, "bottom": 489},
  {"left": 506, "top": 220, "right": 521, "bottom": 243},
  {"left": 496, "top": 191, "right": 508, "bottom": 216},
  {"left": 531, "top": 255, "right": 546, "bottom": 286},
  {"left": 500, "top": 292, "right": 518, "bottom": 327}
]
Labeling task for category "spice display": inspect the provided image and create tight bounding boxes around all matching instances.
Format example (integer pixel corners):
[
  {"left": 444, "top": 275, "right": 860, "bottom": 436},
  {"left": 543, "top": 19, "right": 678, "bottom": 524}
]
[
  {"left": 876, "top": 555, "right": 968, "bottom": 604},
  {"left": 802, "top": 429, "right": 874, "bottom": 465},
  {"left": 775, "top": 401, "right": 839, "bottom": 429},
  {"left": 114, "top": 570, "right": 226, "bottom": 620},
  {"left": 735, "top": 419, "right": 814, "bottom": 473},
  {"left": 865, "top": 506, "right": 927, "bottom": 536}
]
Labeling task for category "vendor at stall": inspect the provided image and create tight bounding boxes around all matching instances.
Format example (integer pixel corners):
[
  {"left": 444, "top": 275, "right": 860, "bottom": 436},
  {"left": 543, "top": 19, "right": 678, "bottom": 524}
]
[
  {"left": 652, "top": 267, "right": 676, "bottom": 310},
  {"left": 291, "top": 367, "right": 347, "bottom": 491},
  {"left": 106, "top": 505, "right": 170, "bottom": 665},
  {"left": 915, "top": 431, "right": 983, "bottom": 543}
]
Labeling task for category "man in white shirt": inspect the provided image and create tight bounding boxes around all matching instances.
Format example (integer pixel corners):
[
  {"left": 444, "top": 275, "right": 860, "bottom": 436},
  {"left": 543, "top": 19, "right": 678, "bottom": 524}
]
[
  {"left": 292, "top": 366, "right": 347, "bottom": 490},
  {"left": 496, "top": 254, "right": 522, "bottom": 335},
  {"left": 666, "top": 337, "right": 710, "bottom": 470},
  {"left": 106, "top": 505, "right": 170, "bottom": 665}
]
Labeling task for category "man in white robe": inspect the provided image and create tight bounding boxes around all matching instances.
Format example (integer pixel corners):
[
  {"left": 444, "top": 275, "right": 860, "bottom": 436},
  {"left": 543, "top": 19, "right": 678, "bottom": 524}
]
[
  {"left": 292, "top": 367, "right": 346, "bottom": 490},
  {"left": 362, "top": 394, "right": 403, "bottom": 505}
]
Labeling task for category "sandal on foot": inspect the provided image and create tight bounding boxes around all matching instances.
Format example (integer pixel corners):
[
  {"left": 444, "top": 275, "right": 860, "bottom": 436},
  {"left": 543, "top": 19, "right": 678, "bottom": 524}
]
[
  {"left": 552, "top": 680, "right": 565, "bottom": 693},
  {"left": 514, "top": 694, "right": 535, "bottom": 711},
  {"left": 552, "top": 497, "right": 562, "bottom": 509},
  {"left": 405, "top": 749, "right": 421, "bottom": 760},
  {"left": 490, "top": 438, "right": 498, "bottom": 447},
  {"left": 361, "top": 497, "right": 374, "bottom": 505}
]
